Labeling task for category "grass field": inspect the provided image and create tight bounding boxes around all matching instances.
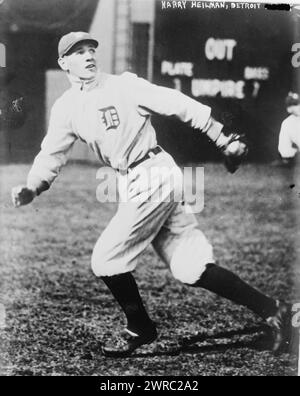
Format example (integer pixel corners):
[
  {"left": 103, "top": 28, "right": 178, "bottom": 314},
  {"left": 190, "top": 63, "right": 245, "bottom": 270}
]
[{"left": 0, "top": 162, "right": 299, "bottom": 376}]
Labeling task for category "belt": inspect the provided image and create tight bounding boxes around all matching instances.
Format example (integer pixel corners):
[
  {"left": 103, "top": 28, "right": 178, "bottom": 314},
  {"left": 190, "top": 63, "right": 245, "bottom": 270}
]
[{"left": 127, "top": 146, "right": 163, "bottom": 171}]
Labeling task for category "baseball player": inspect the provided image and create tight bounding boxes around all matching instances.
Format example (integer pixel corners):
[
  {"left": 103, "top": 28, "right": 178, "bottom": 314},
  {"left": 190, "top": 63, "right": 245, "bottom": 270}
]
[
  {"left": 11, "top": 32, "right": 291, "bottom": 358},
  {"left": 278, "top": 92, "right": 300, "bottom": 166}
]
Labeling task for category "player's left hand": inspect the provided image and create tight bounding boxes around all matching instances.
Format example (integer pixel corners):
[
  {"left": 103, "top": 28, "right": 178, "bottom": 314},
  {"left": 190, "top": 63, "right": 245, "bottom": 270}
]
[{"left": 221, "top": 133, "right": 249, "bottom": 173}]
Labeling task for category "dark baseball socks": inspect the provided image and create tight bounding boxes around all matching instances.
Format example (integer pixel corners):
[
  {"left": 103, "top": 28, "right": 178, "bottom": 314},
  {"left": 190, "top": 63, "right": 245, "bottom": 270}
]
[
  {"left": 101, "top": 265, "right": 278, "bottom": 335},
  {"left": 101, "top": 272, "right": 156, "bottom": 336},
  {"left": 192, "top": 263, "right": 278, "bottom": 320}
]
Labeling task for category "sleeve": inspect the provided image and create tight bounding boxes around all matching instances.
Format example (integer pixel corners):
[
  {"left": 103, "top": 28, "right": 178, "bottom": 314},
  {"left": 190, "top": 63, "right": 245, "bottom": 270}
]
[
  {"left": 122, "top": 72, "right": 212, "bottom": 131},
  {"left": 27, "top": 99, "right": 78, "bottom": 193},
  {"left": 278, "top": 120, "right": 298, "bottom": 159}
]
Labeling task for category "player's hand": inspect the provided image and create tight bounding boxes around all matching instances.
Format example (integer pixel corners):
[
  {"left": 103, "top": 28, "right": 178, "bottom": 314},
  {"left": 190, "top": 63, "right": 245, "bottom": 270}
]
[
  {"left": 220, "top": 133, "right": 249, "bottom": 173},
  {"left": 11, "top": 185, "right": 36, "bottom": 208}
]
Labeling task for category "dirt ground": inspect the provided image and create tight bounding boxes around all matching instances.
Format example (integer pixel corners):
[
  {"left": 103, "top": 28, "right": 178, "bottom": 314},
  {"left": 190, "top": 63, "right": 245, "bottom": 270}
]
[{"left": 0, "top": 163, "right": 299, "bottom": 376}]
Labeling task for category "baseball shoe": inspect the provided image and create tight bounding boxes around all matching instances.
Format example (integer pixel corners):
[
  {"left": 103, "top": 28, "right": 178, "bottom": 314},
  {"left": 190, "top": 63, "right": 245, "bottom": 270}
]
[
  {"left": 101, "top": 323, "right": 158, "bottom": 358},
  {"left": 266, "top": 301, "right": 292, "bottom": 354}
]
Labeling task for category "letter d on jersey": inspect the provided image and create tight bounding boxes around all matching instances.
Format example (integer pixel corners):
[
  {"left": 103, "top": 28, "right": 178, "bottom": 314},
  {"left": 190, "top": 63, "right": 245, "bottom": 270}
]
[
  {"left": 99, "top": 106, "right": 120, "bottom": 131},
  {"left": 0, "top": 43, "right": 6, "bottom": 68}
]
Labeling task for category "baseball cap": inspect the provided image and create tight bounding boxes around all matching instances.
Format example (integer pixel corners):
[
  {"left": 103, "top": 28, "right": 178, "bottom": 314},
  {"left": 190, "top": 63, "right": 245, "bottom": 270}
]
[
  {"left": 285, "top": 92, "right": 300, "bottom": 107},
  {"left": 58, "top": 32, "right": 99, "bottom": 58}
]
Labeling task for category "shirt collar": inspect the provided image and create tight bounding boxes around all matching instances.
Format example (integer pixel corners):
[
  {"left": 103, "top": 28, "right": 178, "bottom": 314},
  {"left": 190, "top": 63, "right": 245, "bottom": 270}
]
[{"left": 68, "top": 73, "right": 99, "bottom": 92}]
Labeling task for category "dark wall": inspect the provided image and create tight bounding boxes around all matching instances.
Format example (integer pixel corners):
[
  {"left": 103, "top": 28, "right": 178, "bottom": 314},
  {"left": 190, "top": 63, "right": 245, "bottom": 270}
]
[
  {"left": 0, "top": 0, "right": 98, "bottom": 35},
  {"left": 0, "top": 33, "right": 49, "bottom": 163},
  {"left": 153, "top": 4, "right": 294, "bottom": 163},
  {"left": 0, "top": 0, "right": 99, "bottom": 163}
]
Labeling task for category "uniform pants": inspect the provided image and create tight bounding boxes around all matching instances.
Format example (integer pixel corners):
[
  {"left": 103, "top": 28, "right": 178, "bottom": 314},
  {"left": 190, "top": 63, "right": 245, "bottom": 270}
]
[{"left": 91, "top": 151, "right": 214, "bottom": 285}]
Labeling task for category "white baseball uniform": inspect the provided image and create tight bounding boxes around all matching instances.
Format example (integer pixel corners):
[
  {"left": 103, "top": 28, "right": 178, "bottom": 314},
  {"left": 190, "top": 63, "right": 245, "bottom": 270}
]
[
  {"left": 278, "top": 114, "right": 300, "bottom": 159},
  {"left": 27, "top": 72, "right": 215, "bottom": 284}
]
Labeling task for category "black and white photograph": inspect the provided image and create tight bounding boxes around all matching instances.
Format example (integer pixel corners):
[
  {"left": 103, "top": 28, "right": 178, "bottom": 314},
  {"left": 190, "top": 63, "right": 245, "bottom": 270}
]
[{"left": 0, "top": 0, "right": 300, "bottom": 378}]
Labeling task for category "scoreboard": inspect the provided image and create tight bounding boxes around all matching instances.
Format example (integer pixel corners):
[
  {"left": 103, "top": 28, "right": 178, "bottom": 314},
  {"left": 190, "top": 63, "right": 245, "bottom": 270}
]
[{"left": 153, "top": 3, "right": 295, "bottom": 162}]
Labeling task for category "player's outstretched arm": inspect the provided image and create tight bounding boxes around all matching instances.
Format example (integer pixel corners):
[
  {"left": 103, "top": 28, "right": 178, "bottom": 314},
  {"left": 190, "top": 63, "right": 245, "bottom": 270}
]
[
  {"left": 11, "top": 99, "right": 77, "bottom": 209},
  {"left": 123, "top": 73, "right": 248, "bottom": 172}
]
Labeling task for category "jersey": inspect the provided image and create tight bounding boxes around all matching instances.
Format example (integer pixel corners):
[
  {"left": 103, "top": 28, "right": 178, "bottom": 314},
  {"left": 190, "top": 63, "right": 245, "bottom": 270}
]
[
  {"left": 27, "top": 72, "right": 211, "bottom": 191},
  {"left": 278, "top": 114, "right": 300, "bottom": 159}
]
